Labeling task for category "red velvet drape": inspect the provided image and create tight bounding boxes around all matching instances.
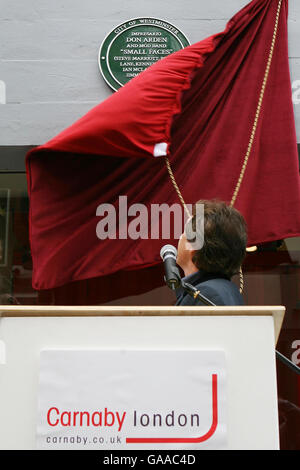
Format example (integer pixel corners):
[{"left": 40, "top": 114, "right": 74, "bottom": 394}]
[{"left": 26, "top": 0, "right": 300, "bottom": 297}]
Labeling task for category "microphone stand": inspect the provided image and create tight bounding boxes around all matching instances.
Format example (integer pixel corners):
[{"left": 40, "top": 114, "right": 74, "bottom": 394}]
[
  {"left": 180, "top": 279, "right": 300, "bottom": 376},
  {"left": 181, "top": 280, "right": 216, "bottom": 306}
]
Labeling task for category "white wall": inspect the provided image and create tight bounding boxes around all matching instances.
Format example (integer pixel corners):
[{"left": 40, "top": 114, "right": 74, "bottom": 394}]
[{"left": 0, "top": 0, "right": 299, "bottom": 145}]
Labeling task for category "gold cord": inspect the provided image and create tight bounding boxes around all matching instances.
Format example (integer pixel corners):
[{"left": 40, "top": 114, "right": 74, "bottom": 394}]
[
  {"left": 229, "top": 0, "right": 282, "bottom": 293},
  {"left": 165, "top": 0, "right": 283, "bottom": 293},
  {"left": 164, "top": 157, "right": 191, "bottom": 218},
  {"left": 229, "top": 0, "right": 283, "bottom": 207}
]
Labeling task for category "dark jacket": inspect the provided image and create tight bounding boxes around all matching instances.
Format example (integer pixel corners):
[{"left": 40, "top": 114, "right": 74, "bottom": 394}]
[{"left": 175, "top": 270, "right": 245, "bottom": 306}]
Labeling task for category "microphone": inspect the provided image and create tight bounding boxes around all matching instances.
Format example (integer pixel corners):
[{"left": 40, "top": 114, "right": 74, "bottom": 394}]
[
  {"left": 160, "top": 244, "right": 216, "bottom": 306},
  {"left": 160, "top": 244, "right": 181, "bottom": 290}
]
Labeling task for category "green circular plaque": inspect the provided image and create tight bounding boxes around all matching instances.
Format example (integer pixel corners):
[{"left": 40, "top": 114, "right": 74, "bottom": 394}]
[{"left": 98, "top": 18, "right": 190, "bottom": 91}]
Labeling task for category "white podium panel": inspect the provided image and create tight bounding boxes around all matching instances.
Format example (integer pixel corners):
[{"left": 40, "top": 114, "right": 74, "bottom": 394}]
[{"left": 0, "top": 306, "right": 285, "bottom": 450}]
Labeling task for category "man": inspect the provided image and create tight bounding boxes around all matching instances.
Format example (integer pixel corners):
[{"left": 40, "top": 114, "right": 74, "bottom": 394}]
[{"left": 175, "top": 199, "right": 247, "bottom": 306}]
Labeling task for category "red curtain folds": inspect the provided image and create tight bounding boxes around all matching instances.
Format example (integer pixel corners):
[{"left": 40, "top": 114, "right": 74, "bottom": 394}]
[{"left": 26, "top": 0, "right": 300, "bottom": 298}]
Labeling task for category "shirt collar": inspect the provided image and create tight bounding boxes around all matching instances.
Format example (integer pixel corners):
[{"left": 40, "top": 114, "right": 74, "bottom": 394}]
[
  {"left": 175, "top": 269, "right": 230, "bottom": 300},
  {"left": 182, "top": 269, "right": 230, "bottom": 284}
]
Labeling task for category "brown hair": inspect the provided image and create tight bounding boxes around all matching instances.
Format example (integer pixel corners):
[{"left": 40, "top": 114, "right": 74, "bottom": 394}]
[{"left": 185, "top": 199, "right": 247, "bottom": 278}]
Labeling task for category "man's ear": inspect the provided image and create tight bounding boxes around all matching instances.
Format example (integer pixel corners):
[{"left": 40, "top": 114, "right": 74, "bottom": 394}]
[
  {"left": 190, "top": 249, "right": 196, "bottom": 263},
  {"left": 184, "top": 237, "right": 196, "bottom": 257}
]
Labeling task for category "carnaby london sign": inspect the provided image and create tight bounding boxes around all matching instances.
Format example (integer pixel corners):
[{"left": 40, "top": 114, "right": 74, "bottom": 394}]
[
  {"left": 36, "top": 350, "right": 227, "bottom": 450},
  {"left": 98, "top": 17, "right": 190, "bottom": 91}
]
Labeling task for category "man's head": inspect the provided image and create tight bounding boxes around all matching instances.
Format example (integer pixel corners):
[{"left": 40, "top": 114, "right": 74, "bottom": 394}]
[{"left": 177, "top": 199, "right": 248, "bottom": 278}]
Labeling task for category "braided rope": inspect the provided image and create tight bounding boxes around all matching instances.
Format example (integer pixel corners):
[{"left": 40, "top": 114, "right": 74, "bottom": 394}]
[
  {"left": 164, "top": 157, "right": 191, "bottom": 218},
  {"left": 165, "top": 0, "right": 283, "bottom": 293},
  {"left": 230, "top": 0, "right": 282, "bottom": 293}
]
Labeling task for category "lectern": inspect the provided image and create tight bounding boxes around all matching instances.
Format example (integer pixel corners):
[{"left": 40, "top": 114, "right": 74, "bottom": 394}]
[{"left": 0, "top": 305, "right": 285, "bottom": 450}]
